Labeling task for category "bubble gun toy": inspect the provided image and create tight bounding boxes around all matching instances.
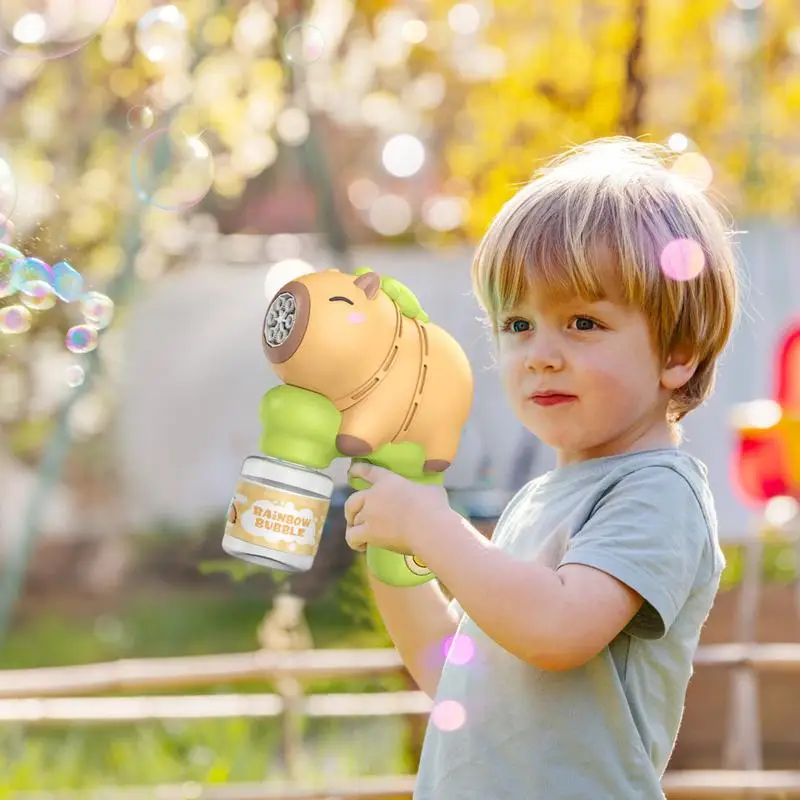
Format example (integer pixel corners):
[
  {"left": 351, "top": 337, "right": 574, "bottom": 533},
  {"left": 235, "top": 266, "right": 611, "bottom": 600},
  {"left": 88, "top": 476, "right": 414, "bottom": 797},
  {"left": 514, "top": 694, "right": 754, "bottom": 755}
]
[{"left": 222, "top": 267, "right": 474, "bottom": 587}]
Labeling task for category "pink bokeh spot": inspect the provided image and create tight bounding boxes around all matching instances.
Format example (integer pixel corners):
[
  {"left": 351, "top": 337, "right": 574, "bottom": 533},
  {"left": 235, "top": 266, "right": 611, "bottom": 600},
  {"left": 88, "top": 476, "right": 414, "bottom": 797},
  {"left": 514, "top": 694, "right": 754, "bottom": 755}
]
[
  {"left": 659, "top": 238, "right": 706, "bottom": 282},
  {"left": 431, "top": 699, "right": 466, "bottom": 732},
  {"left": 348, "top": 311, "right": 366, "bottom": 324},
  {"left": 442, "top": 633, "right": 475, "bottom": 665}
]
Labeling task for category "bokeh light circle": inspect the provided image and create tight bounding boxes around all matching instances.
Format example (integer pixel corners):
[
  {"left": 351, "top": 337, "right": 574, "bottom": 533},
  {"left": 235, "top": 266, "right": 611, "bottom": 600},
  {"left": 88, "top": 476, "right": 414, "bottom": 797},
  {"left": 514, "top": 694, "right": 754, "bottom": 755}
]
[
  {"left": 264, "top": 258, "right": 316, "bottom": 304},
  {"left": 431, "top": 700, "right": 466, "bottom": 732},
  {"left": 20, "top": 279, "right": 56, "bottom": 311},
  {"left": 0, "top": 0, "right": 118, "bottom": 60},
  {"left": 660, "top": 238, "right": 706, "bottom": 282},
  {"left": 0, "top": 243, "right": 24, "bottom": 298},
  {"left": 135, "top": 4, "right": 187, "bottom": 64},
  {"left": 0, "top": 304, "right": 31, "bottom": 334},
  {"left": 283, "top": 24, "right": 325, "bottom": 65},
  {"left": 127, "top": 105, "right": 155, "bottom": 131},
  {"left": 442, "top": 633, "right": 475, "bottom": 665},
  {"left": 66, "top": 323, "right": 99, "bottom": 354},
  {"left": 80, "top": 291, "right": 114, "bottom": 329},
  {"left": 132, "top": 128, "right": 215, "bottom": 212},
  {"left": 671, "top": 152, "right": 714, "bottom": 191}
]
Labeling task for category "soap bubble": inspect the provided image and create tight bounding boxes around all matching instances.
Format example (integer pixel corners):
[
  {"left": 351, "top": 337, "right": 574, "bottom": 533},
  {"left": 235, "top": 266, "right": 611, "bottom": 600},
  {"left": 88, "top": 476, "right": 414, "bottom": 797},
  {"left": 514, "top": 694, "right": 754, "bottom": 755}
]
[
  {"left": 0, "top": 243, "right": 24, "bottom": 298},
  {"left": 12, "top": 256, "right": 51, "bottom": 292},
  {"left": 660, "top": 238, "right": 706, "bottom": 282},
  {"left": 283, "top": 24, "right": 325, "bottom": 65},
  {"left": 127, "top": 105, "right": 155, "bottom": 131},
  {"left": 80, "top": 291, "right": 114, "bottom": 329},
  {"left": 52, "top": 260, "right": 84, "bottom": 301},
  {"left": 65, "top": 323, "right": 98, "bottom": 354},
  {"left": 0, "top": 0, "right": 118, "bottom": 60},
  {"left": 0, "top": 304, "right": 31, "bottom": 334},
  {"left": 135, "top": 5, "right": 187, "bottom": 64},
  {"left": 65, "top": 363, "right": 85, "bottom": 387},
  {"left": 0, "top": 158, "right": 16, "bottom": 223},
  {"left": 20, "top": 279, "right": 56, "bottom": 311},
  {"left": 132, "top": 128, "right": 215, "bottom": 211},
  {"left": 430, "top": 700, "right": 466, "bottom": 732}
]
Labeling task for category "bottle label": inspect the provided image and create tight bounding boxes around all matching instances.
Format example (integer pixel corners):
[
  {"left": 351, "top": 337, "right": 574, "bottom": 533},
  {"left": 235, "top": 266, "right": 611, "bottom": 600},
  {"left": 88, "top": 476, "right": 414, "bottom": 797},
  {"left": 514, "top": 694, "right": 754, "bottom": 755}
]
[{"left": 225, "top": 477, "right": 330, "bottom": 556}]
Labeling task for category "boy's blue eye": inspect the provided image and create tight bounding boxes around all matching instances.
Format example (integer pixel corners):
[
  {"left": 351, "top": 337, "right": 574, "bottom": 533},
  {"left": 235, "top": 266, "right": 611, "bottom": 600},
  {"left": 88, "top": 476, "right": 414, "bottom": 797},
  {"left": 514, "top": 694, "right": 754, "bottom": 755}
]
[
  {"left": 573, "top": 317, "right": 596, "bottom": 331},
  {"left": 504, "top": 319, "right": 530, "bottom": 333}
]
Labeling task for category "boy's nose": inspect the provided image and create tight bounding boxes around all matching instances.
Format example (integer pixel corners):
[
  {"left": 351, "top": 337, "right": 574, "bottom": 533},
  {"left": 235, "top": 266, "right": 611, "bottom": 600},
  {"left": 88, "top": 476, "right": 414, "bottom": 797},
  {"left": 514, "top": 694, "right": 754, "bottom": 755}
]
[{"left": 523, "top": 335, "right": 564, "bottom": 372}]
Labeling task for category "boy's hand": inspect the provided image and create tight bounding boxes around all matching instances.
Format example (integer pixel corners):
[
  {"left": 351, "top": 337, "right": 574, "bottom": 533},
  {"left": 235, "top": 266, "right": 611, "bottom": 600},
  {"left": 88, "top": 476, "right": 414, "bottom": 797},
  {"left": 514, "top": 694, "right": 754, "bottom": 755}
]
[{"left": 344, "top": 462, "right": 453, "bottom": 555}]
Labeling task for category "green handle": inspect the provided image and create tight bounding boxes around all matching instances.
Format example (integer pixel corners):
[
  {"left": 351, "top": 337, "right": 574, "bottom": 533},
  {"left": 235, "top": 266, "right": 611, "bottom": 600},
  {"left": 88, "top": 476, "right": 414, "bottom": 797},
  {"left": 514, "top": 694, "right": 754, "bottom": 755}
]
[{"left": 259, "top": 387, "right": 442, "bottom": 587}]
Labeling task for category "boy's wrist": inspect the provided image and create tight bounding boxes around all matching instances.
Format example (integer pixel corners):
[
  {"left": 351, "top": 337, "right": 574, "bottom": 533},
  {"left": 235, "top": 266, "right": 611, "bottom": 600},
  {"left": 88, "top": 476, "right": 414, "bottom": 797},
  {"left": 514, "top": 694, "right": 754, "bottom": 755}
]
[{"left": 415, "top": 506, "right": 476, "bottom": 575}]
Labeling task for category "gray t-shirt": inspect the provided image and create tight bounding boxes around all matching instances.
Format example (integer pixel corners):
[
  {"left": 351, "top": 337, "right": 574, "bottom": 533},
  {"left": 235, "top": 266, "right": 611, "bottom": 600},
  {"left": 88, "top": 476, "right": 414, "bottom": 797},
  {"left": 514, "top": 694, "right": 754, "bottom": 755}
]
[{"left": 414, "top": 448, "right": 724, "bottom": 800}]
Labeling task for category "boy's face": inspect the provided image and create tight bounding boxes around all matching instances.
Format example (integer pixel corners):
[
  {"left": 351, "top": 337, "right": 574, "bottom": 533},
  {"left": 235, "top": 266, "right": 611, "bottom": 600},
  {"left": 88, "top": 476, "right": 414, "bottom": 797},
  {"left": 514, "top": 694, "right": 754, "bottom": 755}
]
[{"left": 497, "top": 287, "right": 683, "bottom": 465}]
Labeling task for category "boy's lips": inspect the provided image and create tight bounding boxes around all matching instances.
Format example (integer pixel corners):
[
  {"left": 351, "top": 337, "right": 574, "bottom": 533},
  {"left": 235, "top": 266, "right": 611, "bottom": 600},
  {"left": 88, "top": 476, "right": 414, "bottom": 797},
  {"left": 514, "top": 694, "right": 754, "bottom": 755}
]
[{"left": 529, "top": 391, "right": 577, "bottom": 406}]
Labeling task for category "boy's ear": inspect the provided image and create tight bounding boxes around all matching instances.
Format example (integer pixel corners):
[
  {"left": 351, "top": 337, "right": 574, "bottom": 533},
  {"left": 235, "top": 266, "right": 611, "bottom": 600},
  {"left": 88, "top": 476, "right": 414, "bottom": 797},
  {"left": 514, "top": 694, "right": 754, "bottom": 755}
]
[{"left": 661, "top": 347, "right": 699, "bottom": 390}]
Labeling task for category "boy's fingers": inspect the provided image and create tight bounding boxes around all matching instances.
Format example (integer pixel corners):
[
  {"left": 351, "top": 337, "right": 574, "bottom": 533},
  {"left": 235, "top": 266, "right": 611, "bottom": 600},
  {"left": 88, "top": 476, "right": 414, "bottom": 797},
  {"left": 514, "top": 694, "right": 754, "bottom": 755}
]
[
  {"left": 348, "top": 461, "right": 393, "bottom": 483},
  {"left": 343, "top": 491, "right": 366, "bottom": 527},
  {"left": 345, "top": 523, "right": 368, "bottom": 552}
]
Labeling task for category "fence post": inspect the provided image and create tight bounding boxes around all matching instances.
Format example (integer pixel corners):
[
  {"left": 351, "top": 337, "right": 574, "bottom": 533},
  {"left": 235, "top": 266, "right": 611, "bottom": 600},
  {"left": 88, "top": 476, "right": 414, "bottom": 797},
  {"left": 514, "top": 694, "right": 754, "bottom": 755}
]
[{"left": 258, "top": 591, "right": 314, "bottom": 781}]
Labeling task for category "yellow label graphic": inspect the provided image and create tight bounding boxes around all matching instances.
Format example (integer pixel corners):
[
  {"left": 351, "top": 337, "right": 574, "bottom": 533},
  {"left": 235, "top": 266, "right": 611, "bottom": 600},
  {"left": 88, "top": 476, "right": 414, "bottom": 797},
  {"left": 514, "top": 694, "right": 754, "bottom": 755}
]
[{"left": 225, "top": 478, "right": 330, "bottom": 556}]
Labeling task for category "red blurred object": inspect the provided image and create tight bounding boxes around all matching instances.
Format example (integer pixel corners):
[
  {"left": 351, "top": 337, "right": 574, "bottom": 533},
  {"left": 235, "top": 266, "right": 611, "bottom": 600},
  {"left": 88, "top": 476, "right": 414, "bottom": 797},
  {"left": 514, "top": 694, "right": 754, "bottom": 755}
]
[{"left": 729, "top": 320, "right": 800, "bottom": 507}]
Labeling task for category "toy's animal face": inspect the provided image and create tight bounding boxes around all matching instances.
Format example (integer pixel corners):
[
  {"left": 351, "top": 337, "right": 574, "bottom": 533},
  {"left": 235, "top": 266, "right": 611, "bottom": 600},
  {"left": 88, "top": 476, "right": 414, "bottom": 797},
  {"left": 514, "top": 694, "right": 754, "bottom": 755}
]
[{"left": 263, "top": 269, "right": 391, "bottom": 393}]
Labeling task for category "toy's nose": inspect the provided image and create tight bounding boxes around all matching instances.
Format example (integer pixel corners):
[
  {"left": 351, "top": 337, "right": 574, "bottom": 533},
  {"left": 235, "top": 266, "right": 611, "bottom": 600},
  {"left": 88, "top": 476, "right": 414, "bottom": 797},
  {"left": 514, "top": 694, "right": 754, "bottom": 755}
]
[{"left": 263, "top": 280, "right": 310, "bottom": 364}]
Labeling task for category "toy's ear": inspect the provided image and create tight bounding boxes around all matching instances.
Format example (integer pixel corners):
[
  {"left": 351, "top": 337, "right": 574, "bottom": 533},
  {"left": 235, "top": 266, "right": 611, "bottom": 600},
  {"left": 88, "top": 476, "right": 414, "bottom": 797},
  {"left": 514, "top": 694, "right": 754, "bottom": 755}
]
[{"left": 354, "top": 270, "right": 381, "bottom": 300}]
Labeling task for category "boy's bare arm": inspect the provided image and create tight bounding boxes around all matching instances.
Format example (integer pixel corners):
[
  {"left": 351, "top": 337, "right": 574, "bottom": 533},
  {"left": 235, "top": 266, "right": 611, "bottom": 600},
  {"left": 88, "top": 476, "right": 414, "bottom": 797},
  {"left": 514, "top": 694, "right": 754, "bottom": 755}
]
[
  {"left": 416, "top": 513, "right": 643, "bottom": 672},
  {"left": 368, "top": 572, "right": 459, "bottom": 698}
]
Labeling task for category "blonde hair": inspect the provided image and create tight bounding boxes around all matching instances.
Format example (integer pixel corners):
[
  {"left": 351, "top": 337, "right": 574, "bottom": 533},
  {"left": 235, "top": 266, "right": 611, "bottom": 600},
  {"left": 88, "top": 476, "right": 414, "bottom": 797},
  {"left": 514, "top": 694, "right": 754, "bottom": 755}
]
[{"left": 472, "top": 136, "right": 740, "bottom": 431}]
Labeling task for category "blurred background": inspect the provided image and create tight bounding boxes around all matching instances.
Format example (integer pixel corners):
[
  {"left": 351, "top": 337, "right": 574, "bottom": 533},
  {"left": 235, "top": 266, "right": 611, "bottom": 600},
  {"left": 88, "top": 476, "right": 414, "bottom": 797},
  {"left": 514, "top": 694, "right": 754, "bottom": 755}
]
[{"left": 0, "top": 0, "right": 799, "bottom": 796}]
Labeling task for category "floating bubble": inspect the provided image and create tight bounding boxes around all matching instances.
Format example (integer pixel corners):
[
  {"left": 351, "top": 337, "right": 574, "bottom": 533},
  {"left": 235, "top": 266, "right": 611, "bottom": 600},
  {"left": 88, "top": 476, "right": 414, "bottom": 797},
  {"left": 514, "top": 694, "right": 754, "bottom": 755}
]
[
  {"left": 20, "top": 279, "right": 56, "bottom": 311},
  {"left": 431, "top": 700, "right": 466, "bottom": 732},
  {"left": 671, "top": 151, "right": 714, "bottom": 191},
  {"left": 52, "top": 260, "right": 84, "bottom": 302},
  {"left": 0, "top": 0, "right": 118, "bottom": 60},
  {"left": 132, "top": 128, "right": 215, "bottom": 211},
  {"left": 0, "top": 304, "right": 31, "bottom": 334},
  {"left": 12, "top": 256, "right": 52, "bottom": 293},
  {"left": 135, "top": 4, "right": 187, "bottom": 64},
  {"left": 65, "top": 323, "right": 99, "bottom": 354},
  {"left": 660, "top": 238, "right": 706, "bottom": 282},
  {"left": 127, "top": 105, "right": 155, "bottom": 131},
  {"left": 65, "top": 363, "right": 85, "bottom": 388},
  {"left": 0, "top": 243, "right": 24, "bottom": 298},
  {"left": 80, "top": 291, "right": 114, "bottom": 329},
  {"left": 283, "top": 24, "right": 325, "bottom": 65},
  {"left": 0, "top": 158, "right": 16, "bottom": 223},
  {"left": 442, "top": 633, "right": 475, "bottom": 666}
]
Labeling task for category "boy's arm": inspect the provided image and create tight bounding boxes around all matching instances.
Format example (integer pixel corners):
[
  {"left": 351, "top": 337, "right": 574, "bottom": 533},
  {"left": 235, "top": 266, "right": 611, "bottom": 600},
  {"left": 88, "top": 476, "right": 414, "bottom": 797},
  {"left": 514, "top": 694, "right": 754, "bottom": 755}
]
[
  {"left": 368, "top": 571, "right": 459, "bottom": 698},
  {"left": 416, "top": 516, "right": 643, "bottom": 671},
  {"left": 417, "top": 467, "right": 708, "bottom": 672}
]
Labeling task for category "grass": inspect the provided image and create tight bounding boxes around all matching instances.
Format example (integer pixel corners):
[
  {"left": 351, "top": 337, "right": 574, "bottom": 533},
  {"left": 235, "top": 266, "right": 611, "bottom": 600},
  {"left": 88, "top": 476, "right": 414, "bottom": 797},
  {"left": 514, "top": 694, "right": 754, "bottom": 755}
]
[{"left": 0, "top": 558, "right": 413, "bottom": 792}]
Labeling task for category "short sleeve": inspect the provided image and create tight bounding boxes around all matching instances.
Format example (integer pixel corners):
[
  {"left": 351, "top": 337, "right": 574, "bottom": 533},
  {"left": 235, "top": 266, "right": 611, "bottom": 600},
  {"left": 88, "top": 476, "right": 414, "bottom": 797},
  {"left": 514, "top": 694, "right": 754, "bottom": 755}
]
[{"left": 558, "top": 466, "right": 709, "bottom": 639}]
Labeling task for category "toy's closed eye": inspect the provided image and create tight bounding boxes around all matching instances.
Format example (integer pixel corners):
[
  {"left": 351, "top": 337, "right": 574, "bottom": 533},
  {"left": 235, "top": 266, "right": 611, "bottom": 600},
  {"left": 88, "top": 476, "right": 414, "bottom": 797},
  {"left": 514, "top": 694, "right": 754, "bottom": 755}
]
[{"left": 329, "top": 296, "right": 354, "bottom": 304}]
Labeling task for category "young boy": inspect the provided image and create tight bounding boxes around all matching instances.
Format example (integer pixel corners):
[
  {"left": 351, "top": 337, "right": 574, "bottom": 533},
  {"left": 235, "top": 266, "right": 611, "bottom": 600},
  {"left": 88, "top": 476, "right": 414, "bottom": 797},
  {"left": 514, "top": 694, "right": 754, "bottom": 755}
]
[{"left": 343, "top": 136, "right": 739, "bottom": 799}]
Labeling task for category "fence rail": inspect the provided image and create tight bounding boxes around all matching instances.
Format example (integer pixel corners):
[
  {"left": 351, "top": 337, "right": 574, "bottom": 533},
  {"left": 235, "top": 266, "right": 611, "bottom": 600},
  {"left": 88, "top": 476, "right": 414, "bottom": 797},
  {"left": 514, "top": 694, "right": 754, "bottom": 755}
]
[
  {"left": 3, "top": 645, "right": 800, "bottom": 798},
  {"left": 8, "top": 771, "right": 800, "bottom": 800}
]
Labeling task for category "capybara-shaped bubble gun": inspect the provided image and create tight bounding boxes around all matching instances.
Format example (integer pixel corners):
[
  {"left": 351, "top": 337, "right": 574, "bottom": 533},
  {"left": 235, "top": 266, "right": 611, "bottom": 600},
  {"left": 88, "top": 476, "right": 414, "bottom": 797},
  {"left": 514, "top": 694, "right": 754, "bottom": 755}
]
[{"left": 222, "top": 267, "right": 474, "bottom": 587}]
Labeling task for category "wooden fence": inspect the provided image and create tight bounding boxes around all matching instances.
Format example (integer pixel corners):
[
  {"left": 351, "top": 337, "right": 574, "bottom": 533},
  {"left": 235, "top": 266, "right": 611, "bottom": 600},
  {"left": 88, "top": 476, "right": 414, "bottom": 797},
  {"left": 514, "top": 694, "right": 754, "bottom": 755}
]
[{"left": 3, "top": 643, "right": 800, "bottom": 799}]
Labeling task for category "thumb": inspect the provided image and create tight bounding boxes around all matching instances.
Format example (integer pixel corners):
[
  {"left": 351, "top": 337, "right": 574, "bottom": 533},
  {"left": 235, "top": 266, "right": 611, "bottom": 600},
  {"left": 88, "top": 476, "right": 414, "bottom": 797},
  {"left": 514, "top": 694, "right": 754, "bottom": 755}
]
[{"left": 348, "top": 460, "right": 392, "bottom": 483}]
